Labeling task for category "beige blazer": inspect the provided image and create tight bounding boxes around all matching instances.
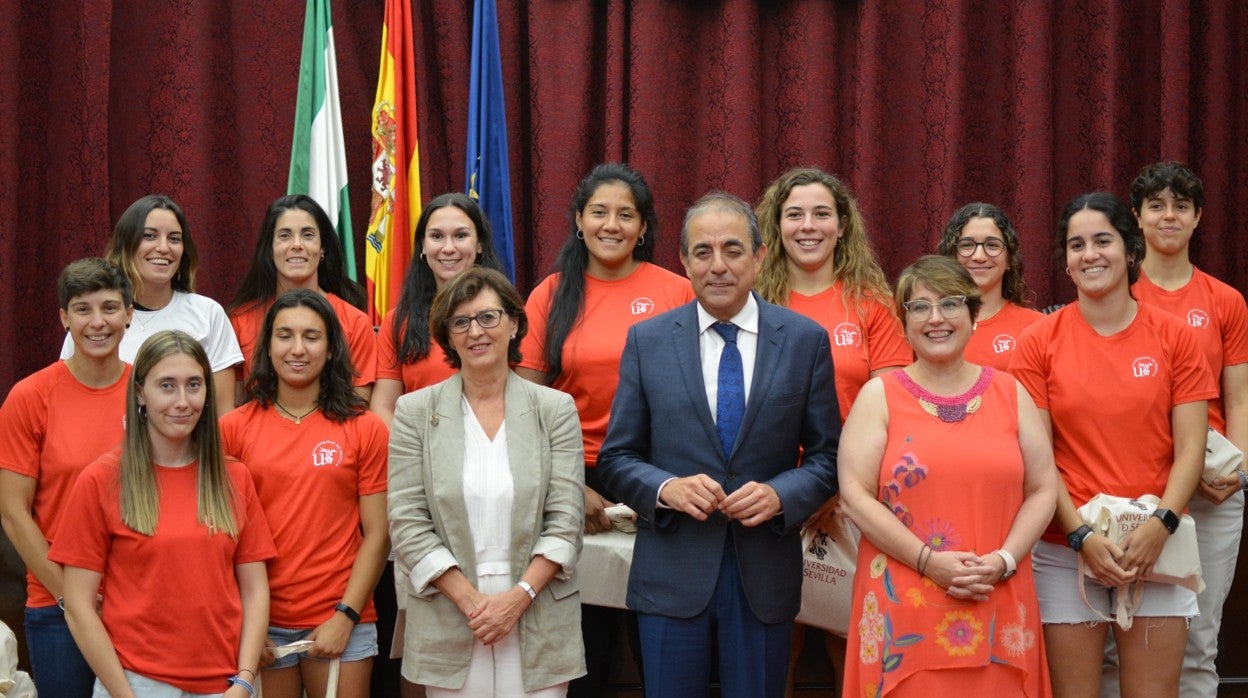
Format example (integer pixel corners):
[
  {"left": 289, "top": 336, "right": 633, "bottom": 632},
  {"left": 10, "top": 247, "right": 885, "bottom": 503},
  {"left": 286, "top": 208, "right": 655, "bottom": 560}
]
[{"left": 387, "top": 371, "right": 586, "bottom": 691}]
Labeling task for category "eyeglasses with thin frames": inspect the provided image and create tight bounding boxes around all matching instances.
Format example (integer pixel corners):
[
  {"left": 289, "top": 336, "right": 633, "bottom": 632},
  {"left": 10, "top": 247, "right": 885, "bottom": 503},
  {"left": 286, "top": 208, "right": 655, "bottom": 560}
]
[
  {"left": 445, "top": 308, "right": 507, "bottom": 333},
  {"left": 955, "top": 237, "right": 1005, "bottom": 258},
  {"left": 902, "top": 296, "right": 969, "bottom": 320}
]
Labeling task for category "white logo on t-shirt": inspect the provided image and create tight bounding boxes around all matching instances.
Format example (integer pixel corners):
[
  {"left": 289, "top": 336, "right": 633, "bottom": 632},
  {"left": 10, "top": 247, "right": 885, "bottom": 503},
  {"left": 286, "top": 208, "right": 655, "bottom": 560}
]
[
  {"left": 991, "top": 334, "right": 1017, "bottom": 354},
  {"left": 1187, "top": 309, "right": 1210, "bottom": 329},
  {"left": 1132, "top": 356, "right": 1159, "bottom": 379},
  {"left": 831, "top": 322, "right": 862, "bottom": 348},
  {"left": 312, "top": 440, "right": 345, "bottom": 468},
  {"left": 630, "top": 297, "right": 656, "bottom": 316}
]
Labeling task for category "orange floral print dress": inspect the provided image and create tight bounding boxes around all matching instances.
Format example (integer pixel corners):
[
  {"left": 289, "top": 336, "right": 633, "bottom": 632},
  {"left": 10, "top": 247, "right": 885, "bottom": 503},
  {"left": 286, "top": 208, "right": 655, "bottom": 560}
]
[{"left": 844, "top": 369, "right": 1050, "bottom": 697}]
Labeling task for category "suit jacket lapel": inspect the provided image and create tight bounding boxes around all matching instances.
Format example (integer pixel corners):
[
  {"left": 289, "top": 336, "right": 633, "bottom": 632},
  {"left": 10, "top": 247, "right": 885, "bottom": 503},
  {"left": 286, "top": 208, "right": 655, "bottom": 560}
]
[
  {"left": 740, "top": 301, "right": 785, "bottom": 442},
  {"left": 672, "top": 305, "right": 724, "bottom": 461},
  {"left": 504, "top": 373, "right": 539, "bottom": 554},
  {"left": 429, "top": 374, "right": 476, "bottom": 575}
]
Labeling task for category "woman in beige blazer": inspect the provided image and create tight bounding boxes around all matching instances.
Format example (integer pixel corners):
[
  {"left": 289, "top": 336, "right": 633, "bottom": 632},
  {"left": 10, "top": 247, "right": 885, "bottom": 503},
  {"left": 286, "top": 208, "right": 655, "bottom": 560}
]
[{"left": 388, "top": 267, "right": 586, "bottom": 696}]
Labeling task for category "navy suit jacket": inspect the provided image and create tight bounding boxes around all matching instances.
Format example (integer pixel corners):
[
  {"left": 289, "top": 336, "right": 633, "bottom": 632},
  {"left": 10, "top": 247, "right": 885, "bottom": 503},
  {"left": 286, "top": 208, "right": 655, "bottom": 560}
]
[{"left": 598, "top": 295, "right": 840, "bottom": 624}]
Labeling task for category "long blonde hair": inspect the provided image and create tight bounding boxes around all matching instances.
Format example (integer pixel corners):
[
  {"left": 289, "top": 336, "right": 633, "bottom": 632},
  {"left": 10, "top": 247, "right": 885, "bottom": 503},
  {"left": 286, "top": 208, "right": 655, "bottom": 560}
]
[
  {"left": 755, "top": 167, "right": 892, "bottom": 313},
  {"left": 120, "top": 330, "right": 237, "bottom": 536}
]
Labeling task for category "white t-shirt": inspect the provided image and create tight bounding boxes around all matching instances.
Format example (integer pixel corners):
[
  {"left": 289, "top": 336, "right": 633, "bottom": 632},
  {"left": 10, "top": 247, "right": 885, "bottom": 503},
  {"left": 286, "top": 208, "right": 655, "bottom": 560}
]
[{"left": 61, "top": 291, "right": 243, "bottom": 373}]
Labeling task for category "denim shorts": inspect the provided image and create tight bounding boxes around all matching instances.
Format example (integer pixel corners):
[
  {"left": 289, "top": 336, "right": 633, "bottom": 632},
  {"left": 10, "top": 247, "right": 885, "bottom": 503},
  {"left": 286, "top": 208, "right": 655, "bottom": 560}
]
[
  {"left": 92, "top": 670, "right": 225, "bottom": 697},
  {"left": 267, "top": 622, "right": 379, "bottom": 668},
  {"left": 1032, "top": 540, "right": 1199, "bottom": 624}
]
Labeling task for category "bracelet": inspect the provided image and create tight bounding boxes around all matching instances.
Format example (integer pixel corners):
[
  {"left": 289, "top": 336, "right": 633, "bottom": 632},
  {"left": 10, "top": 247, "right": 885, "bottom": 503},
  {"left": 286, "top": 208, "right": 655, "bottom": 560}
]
[
  {"left": 1238, "top": 470, "right": 1248, "bottom": 492},
  {"left": 57, "top": 596, "right": 65, "bottom": 611},
  {"left": 226, "top": 675, "right": 255, "bottom": 696},
  {"left": 334, "top": 602, "right": 360, "bottom": 624},
  {"left": 516, "top": 579, "right": 537, "bottom": 601},
  {"left": 918, "top": 544, "right": 933, "bottom": 578},
  {"left": 237, "top": 668, "right": 256, "bottom": 681}
]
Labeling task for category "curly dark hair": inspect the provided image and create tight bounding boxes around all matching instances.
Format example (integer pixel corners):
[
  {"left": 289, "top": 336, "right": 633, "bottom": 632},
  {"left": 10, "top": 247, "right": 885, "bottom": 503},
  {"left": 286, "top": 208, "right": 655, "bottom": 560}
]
[{"left": 937, "top": 202, "right": 1033, "bottom": 307}]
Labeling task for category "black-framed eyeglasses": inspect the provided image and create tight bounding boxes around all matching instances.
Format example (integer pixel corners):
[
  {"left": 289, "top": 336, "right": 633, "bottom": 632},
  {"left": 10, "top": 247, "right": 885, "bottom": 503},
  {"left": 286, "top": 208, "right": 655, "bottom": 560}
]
[
  {"left": 955, "top": 237, "right": 1005, "bottom": 258},
  {"left": 445, "top": 308, "right": 507, "bottom": 333},
  {"left": 902, "top": 296, "right": 969, "bottom": 319}
]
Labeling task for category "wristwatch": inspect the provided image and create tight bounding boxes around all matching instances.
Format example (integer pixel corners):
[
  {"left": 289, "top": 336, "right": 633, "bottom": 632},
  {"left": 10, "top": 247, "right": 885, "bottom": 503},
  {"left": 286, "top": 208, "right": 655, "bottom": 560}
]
[
  {"left": 1152, "top": 508, "right": 1179, "bottom": 535},
  {"left": 992, "top": 549, "right": 1017, "bottom": 581},
  {"left": 1066, "top": 524, "right": 1094, "bottom": 552}
]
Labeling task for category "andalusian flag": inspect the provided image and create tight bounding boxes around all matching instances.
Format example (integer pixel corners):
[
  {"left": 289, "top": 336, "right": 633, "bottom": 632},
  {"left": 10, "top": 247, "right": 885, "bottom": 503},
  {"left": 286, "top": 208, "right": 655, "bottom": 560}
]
[
  {"left": 466, "top": 0, "right": 515, "bottom": 281},
  {"left": 366, "top": 0, "right": 421, "bottom": 322},
  {"left": 289, "top": 0, "right": 356, "bottom": 279}
]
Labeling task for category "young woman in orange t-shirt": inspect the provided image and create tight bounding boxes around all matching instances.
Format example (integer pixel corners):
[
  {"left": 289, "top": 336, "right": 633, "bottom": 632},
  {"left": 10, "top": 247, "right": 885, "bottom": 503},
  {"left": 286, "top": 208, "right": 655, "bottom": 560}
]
[
  {"left": 229, "top": 195, "right": 375, "bottom": 403},
  {"left": 517, "top": 163, "right": 692, "bottom": 697},
  {"left": 937, "top": 203, "right": 1043, "bottom": 371},
  {"left": 221, "top": 290, "right": 390, "bottom": 698},
  {"left": 53, "top": 330, "right": 274, "bottom": 698},
  {"left": 0, "top": 258, "right": 133, "bottom": 698}
]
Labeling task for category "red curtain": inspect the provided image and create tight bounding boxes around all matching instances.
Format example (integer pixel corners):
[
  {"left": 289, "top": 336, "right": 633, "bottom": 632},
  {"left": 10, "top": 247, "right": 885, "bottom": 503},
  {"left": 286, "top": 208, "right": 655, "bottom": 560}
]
[{"left": 3, "top": 0, "right": 1246, "bottom": 396}]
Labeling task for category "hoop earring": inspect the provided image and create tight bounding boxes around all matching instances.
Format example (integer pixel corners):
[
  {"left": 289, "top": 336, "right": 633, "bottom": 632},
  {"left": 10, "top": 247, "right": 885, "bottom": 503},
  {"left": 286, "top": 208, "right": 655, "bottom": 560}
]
[
  {"left": 576, "top": 229, "right": 584, "bottom": 240},
  {"left": 637, "top": 235, "right": 645, "bottom": 247},
  {"left": 138, "top": 404, "right": 147, "bottom": 420},
  {"left": 1064, "top": 267, "right": 1071, "bottom": 276},
  {"left": 419, "top": 252, "right": 426, "bottom": 262}
]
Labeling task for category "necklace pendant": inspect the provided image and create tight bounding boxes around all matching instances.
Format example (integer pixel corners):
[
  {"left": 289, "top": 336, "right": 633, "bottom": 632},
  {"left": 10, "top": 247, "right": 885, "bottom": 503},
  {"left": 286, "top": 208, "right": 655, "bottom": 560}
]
[{"left": 294, "top": 417, "right": 301, "bottom": 425}]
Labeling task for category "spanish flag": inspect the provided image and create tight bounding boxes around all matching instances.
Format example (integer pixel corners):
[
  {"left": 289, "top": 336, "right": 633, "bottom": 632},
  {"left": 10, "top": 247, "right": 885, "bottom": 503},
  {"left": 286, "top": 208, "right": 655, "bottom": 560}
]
[{"left": 365, "top": 0, "right": 421, "bottom": 322}]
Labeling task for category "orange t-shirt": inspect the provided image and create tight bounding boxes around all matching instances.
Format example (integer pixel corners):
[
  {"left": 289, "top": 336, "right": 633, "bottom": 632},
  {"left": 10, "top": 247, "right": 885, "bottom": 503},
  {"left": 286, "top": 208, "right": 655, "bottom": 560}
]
[
  {"left": 1010, "top": 303, "right": 1218, "bottom": 544},
  {"left": 49, "top": 451, "right": 276, "bottom": 693},
  {"left": 376, "top": 307, "right": 456, "bottom": 391},
  {"left": 786, "top": 283, "right": 911, "bottom": 421},
  {"left": 0, "top": 361, "right": 130, "bottom": 607},
  {"left": 965, "top": 302, "right": 1045, "bottom": 371},
  {"left": 230, "top": 292, "right": 378, "bottom": 387},
  {"left": 520, "top": 262, "right": 693, "bottom": 465},
  {"left": 219, "top": 402, "right": 388, "bottom": 626},
  {"left": 1134, "top": 268, "right": 1248, "bottom": 432}
]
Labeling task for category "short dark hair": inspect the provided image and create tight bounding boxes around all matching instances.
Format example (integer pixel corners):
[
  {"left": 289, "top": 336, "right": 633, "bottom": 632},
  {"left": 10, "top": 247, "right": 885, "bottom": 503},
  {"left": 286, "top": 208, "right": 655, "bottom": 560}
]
[
  {"left": 1055, "top": 192, "right": 1145, "bottom": 285},
  {"left": 680, "top": 191, "right": 762, "bottom": 256},
  {"left": 429, "top": 267, "right": 527, "bottom": 369},
  {"left": 1129, "top": 161, "right": 1204, "bottom": 213},
  {"left": 243, "top": 289, "right": 367, "bottom": 422},
  {"left": 58, "top": 257, "right": 133, "bottom": 310},
  {"left": 894, "top": 255, "right": 983, "bottom": 325}
]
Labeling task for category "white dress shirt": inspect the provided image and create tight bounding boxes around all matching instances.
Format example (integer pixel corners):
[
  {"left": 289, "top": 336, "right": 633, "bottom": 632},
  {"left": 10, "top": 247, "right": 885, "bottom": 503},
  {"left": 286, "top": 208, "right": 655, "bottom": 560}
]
[{"left": 695, "top": 295, "right": 760, "bottom": 418}]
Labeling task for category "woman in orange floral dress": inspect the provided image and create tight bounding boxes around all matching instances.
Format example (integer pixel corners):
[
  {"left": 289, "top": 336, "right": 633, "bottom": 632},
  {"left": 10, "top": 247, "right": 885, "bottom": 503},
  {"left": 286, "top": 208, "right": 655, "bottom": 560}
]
[{"left": 839, "top": 256, "right": 1057, "bottom": 696}]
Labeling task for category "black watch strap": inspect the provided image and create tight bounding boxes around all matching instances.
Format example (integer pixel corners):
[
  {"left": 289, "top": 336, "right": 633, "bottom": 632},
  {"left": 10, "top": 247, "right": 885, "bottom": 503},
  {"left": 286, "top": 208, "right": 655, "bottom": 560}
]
[
  {"left": 334, "top": 602, "right": 361, "bottom": 624},
  {"left": 1152, "top": 508, "right": 1179, "bottom": 535},
  {"left": 1067, "top": 524, "right": 1094, "bottom": 551}
]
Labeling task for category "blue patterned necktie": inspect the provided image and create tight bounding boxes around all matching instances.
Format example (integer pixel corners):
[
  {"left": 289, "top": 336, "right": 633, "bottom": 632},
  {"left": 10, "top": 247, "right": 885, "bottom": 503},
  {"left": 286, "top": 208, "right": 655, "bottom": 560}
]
[{"left": 712, "top": 322, "right": 744, "bottom": 456}]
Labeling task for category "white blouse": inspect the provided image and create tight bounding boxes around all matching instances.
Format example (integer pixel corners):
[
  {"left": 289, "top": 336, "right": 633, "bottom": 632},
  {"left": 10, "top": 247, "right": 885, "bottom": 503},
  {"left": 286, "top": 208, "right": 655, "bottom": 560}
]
[{"left": 461, "top": 396, "right": 514, "bottom": 577}]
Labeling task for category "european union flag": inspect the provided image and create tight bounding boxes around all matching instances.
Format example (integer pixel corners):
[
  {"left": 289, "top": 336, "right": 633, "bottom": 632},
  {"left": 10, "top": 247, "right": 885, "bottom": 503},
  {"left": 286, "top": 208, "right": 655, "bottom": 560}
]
[{"left": 466, "top": 0, "right": 515, "bottom": 281}]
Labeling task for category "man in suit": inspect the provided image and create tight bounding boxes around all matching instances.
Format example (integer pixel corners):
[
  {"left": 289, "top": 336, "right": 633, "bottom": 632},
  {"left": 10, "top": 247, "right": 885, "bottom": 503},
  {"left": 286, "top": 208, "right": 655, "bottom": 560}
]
[{"left": 598, "top": 192, "right": 840, "bottom": 698}]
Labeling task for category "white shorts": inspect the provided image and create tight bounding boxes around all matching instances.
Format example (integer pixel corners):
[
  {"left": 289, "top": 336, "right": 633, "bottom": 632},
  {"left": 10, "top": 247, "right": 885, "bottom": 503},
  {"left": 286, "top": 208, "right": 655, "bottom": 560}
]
[{"left": 1031, "top": 540, "right": 1198, "bottom": 624}]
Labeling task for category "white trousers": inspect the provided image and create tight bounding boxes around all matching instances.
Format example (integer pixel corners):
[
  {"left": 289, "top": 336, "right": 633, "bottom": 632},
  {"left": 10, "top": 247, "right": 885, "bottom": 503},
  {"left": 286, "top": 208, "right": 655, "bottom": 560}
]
[
  {"left": 425, "top": 573, "right": 567, "bottom": 698},
  {"left": 1101, "top": 490, "right": 1244, "bottom": 697}
]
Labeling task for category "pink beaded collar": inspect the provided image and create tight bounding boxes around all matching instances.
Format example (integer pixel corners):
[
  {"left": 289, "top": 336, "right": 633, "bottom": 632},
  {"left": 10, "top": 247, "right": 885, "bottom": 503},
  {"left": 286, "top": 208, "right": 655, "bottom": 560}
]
[{"left": 894, "top": 367, "right": 994, "bottom": 423}]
